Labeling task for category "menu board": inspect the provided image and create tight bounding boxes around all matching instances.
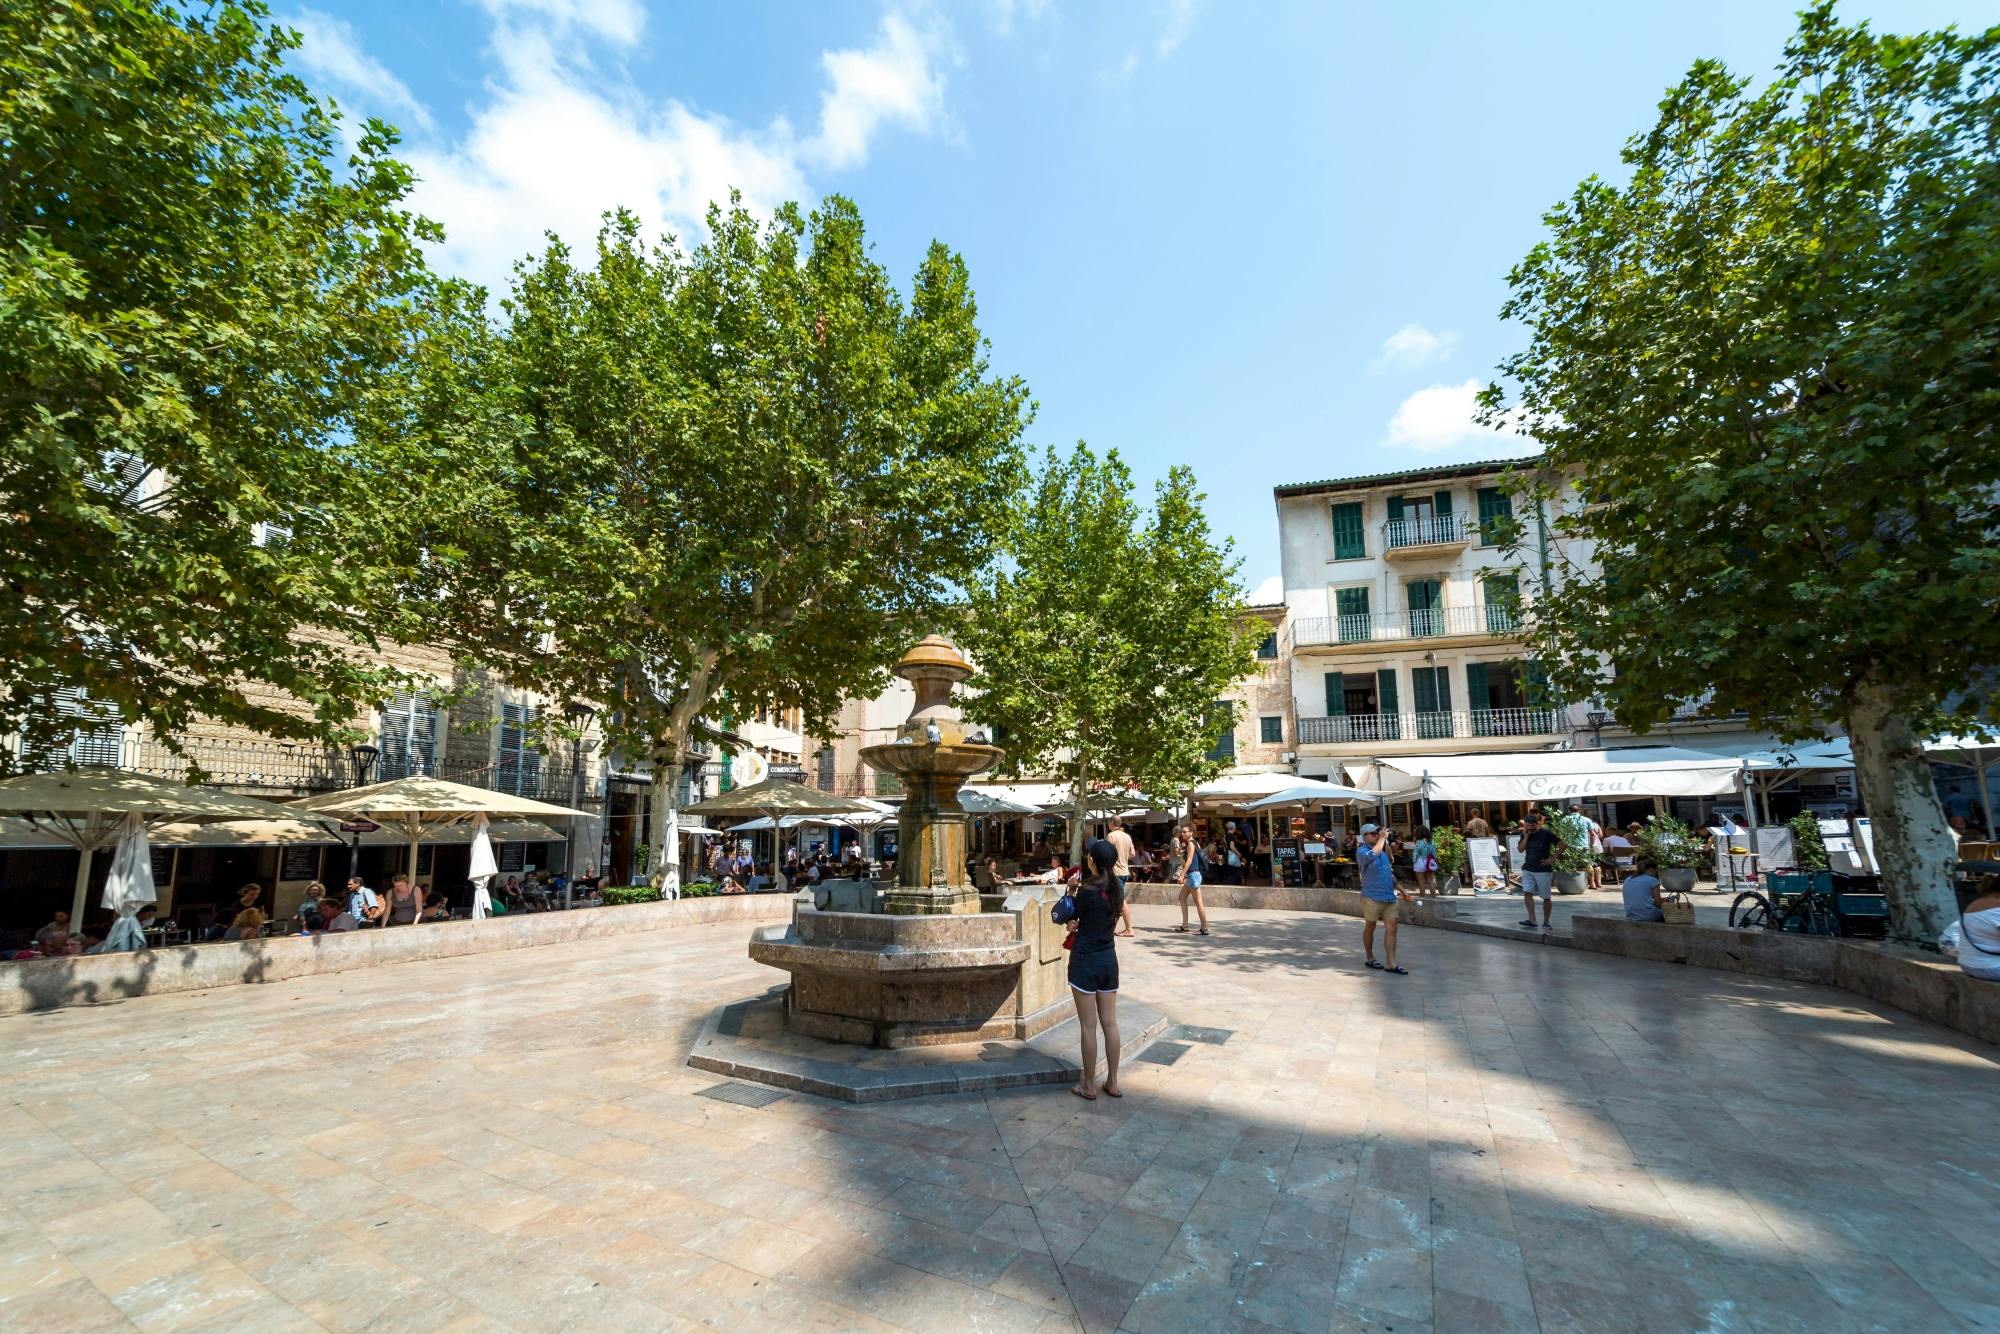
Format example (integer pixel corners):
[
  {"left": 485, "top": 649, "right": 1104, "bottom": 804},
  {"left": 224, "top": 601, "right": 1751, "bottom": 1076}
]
[
  {"left": 281, "top": 845, "right": 322, "bottom": 882},
  {"left": 1272, "top": 837, "right": 1302, "bottom": 886},
  {"left": 498, "top": 842, "right": 525, "bottom": 872},
  {"left": 150, "top": 848, "right": 175, "bottom": 883}
]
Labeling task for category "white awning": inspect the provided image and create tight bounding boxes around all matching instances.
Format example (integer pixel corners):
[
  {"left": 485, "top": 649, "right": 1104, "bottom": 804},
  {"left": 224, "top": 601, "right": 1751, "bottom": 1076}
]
[
  {"left": 1344, "top": 743, "right": 1854, "bottom": 803},
  {"left": 0, "top": 816, "right": 567, "bottom": 850}
]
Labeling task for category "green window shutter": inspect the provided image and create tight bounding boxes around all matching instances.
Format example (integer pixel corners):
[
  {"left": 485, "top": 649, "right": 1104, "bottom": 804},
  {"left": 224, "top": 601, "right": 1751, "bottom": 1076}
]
[
  {"left": 1377, "top": 668, "right": 1401, "bottom": 740},
  {"left": 1386, "top": 496, "right": 1405, "bottom": 524},
  {"left": 1334, "top": 586, "right": 1371, "bottom": 641},
  {"left": 1406, "top": 579, "right": 1440, "bottom": 612},
  {"left": 1484, "top": 572, "right": 1520, "bottom": 632},
  {"left": 1323, "top": 671, "right": 1346, "bottom": 716},
  {"left": 1411, "top": 667, "right": 1439, "bottom": 714},
  {"left": 1330, "top": 502, "right": 1365, "bottom": 559},
  {"left": 1524, "top": 659, "right": 1553, "bottom": 708},
  {"left": 1433, "top": 490, "right": 1453, "bottom": 518},
  {"left": 1476, "top": 487, "right": 1513, "bottom": 546},
  {"left": 1435, "top": 666, "right": 1452, "bottom": 713},
  {"left": 1465, "top": 662, "right": 1490, "bottom": 707}
]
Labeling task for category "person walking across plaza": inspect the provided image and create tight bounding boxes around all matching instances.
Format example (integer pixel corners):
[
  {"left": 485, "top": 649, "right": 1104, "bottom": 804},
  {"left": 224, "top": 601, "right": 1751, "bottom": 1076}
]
[
  {"left": 1106, "top": 815, "right": 1137, "bottom": 937},
  {"left": 1569, "top": 803, "right": 1606, "bottom": 889},
  {"left": 1174, "top": 825, "right": 1208, "bottom": 935},
  {"left": 1518, "top": 809, "right": 1557, "bottom": 931},
  {"left": 1358, "top": 823, "right": 1413, "bottom": 974},
  {"left": 1065, "top": 838, "right": 1124, "bottom": 1100}
]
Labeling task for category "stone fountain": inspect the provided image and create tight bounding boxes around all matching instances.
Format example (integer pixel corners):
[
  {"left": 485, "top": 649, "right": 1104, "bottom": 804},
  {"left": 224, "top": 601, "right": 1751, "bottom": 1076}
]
[
  {"left": 693, "top": 635, "right": 1168, "bottom": 1099},
  {"left": 743, "top": 637, "right": 1070, "bottom": 1048}
]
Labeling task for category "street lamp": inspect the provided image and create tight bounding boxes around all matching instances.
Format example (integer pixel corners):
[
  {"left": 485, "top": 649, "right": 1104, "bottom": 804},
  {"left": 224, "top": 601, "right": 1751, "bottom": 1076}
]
[
  {"left": 563, "top": 702, "right": 596, "bottom": 905},
  {"left": 345, "top": 744, "right": 380, "bottom": 882},
  {"left": 1586, "top": 710, "right": 1609, "bottom": 748}
]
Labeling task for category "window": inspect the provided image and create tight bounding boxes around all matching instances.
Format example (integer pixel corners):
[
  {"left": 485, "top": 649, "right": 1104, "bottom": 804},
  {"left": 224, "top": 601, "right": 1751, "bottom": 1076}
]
[
  {"left": 1410, "top": 665, "right": 1453, "bottom": 739},
  {"left": 497, "top": 702, "right": 542, "bottom": 796},
  {"left": 1483, "top": 571, "right": 1522, "bottom": 633},
  {"left": 1206, "top": 701, "right": 1236, "bottom": 762},
  {"left": 378, "top": 691, "right": 438, "bottom": 780},
  {"left": 23, "top": 686, "right": 123, "bottom": 768},
  {"left": 1330, "top": 502, "right": 1366, "bottom": 560},
  {"left": 1334, "top": 586, "right": 1371, "bottom": 643},
  {"left": 1406, "top": 578, "right": 1442, "bottom": 636},
  {"left": 1476, "top": 487, "right": 1513, "bottom": 546},
  {"left": 1255, "top": 633, "right": 1278, "bottom": 660},
  {"left": 1259, "top": 716, "right": 1284, "bottom": 744}
]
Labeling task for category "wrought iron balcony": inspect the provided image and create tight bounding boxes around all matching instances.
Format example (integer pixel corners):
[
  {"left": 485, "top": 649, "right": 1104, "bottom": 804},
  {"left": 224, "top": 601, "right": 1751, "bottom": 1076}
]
[
  {"left": 1382, "top": 512, "right": 1473, "bottom": 552},
  {"left": 1289, "top": 603, "right": 1522, "bottom": 650},
  {"left": 1297, "top": 706, "right": 1563, "bottom": 745}
]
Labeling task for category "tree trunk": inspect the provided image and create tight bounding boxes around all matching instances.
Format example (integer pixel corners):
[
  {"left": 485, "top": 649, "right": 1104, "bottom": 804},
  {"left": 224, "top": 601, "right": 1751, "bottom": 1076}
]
[
  {"left": 1845, "top": 678, "right": 1957, "bottom": 944},
  {"left": 647, "top": 735, "right": 683, "bottom": 898}
]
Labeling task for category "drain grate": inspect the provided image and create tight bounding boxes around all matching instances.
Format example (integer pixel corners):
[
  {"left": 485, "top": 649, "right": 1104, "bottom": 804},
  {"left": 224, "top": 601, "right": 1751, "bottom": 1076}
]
[
  {"left": 1174, "top": 1025, "right": 1234, "bottom": 1046},
  {"left": 695, "top": 1081, "right": 788, "bottom": 1108},
  {"left": 1136, "top": 1040, "right": 1190, "bottom": 1066}
]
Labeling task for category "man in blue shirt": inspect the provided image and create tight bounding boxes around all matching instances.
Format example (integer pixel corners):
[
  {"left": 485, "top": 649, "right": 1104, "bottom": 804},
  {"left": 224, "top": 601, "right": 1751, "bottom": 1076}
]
[{"left": 1357, "top": 823, "right": 1414, "bottom": 975}]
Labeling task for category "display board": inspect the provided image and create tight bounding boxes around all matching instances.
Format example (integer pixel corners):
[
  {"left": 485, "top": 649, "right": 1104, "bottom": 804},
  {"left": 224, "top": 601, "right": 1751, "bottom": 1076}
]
[
  {"left": 1467, "top": 837, "right": 1505, "bottom": 889},
  {"left": 150, "top": 847, "right": 175, "bottom": 884},
  {"left": 1272, "top": 837, "right": 1301, "bottom": 887},
  {"left": 498, "top": 842, "right": 525, "bottom": 872},
  {"left": 280, "top": 845, "right": 322, "bottom": 882}
]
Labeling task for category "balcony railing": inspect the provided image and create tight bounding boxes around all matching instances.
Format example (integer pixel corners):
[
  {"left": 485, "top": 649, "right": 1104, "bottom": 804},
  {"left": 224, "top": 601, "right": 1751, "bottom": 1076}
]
[
  {"left": 1383, "top": 513, "right": 1472, "bottom": 549},
  {"left": 1291, "top": 603, "right": 1522, "bottom": 649},
  {"left": 1297, "top": 707, "right": 1562, "bottom": 745},
  {"left": 117, "top": 735, "right": 597, "bottom": 805}
]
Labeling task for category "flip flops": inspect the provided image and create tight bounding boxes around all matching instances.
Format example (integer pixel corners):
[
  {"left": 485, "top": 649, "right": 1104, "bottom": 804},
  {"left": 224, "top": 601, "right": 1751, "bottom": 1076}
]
[
  {"left": 1386, "top": 965, "right": 1409, "bottom": 975},
  {"left": 1365, "top": 959, "right": 1384, "bottom": 970}
]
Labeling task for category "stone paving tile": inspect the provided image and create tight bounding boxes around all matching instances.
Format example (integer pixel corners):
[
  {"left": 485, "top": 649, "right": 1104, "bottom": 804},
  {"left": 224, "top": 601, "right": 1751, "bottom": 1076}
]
[{"left": 3, "top": 904, "right": 1996, "bottom": 1331}]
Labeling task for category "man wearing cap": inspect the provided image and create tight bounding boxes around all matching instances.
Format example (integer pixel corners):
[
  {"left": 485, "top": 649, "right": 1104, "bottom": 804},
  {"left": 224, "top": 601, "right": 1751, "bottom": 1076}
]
[{"left": 1357, "top": 823, "right": 1413, "bottom": 974}]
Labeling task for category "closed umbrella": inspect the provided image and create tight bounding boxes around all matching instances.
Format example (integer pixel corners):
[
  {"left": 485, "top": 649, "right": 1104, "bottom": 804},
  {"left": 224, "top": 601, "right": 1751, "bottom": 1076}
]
[
  {"left": 100, "top": 814, "right": 154, "bottom": 952},
  {"left": 468, "top": 813, "right": 499, "bottom": 920},
  {"left": 0, "top": 767, "right": 316, "bottom": 933}
]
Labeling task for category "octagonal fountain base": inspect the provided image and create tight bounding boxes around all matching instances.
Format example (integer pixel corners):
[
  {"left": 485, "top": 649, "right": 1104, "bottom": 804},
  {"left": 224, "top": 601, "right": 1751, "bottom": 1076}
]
[{"left": 746, "top": 897, "right": 1071, "bottom": 1048}]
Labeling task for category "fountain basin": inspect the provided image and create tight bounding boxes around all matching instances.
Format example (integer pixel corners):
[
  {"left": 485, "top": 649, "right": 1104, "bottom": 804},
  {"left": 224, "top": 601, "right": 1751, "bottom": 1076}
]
[{"left": 747, "top": 899, "right": 1071, "bottom": 1048}]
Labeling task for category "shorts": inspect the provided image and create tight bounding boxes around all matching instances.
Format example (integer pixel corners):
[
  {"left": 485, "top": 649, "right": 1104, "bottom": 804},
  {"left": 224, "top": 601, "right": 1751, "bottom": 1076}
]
[
  {"left": 1521, "top": 870, "right": 1554, "bottom": 899},
  {"left": 1185, "top": 872, "right": 1203, "bottom": 890},
  {"left": 1361, "top": 897, "right": 1399, "bottom": 923},
  {"left": 1068, "top": 951, "right": 1119, "bottom": 994}
]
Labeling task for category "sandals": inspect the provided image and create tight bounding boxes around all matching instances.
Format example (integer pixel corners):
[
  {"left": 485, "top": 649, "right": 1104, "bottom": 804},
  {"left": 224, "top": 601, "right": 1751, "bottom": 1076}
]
[
  {"left": 1386, "top": 965, "right": 1409, "bottom": 975},
  {"left": 1172, "top": 925, "right": 1190, "bottom": 933},
  {"left": 1198, "top": 927, "right": 1209, "bottom": 936},
  {"left": 1365, "top": 959, "right": 1384, "bottom": 970},
  {"left": 1070, "top": 1085, "right": 1097, "bottom": 1101}
]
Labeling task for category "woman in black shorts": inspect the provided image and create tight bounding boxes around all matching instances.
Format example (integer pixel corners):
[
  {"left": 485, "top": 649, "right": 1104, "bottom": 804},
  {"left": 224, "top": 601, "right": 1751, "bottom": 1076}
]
[{"left": 1066, "top": 838, "right": 1124, "bottom": 1100}]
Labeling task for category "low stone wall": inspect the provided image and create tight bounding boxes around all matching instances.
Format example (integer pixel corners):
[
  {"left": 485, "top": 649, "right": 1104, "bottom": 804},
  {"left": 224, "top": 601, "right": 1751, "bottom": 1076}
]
[
  {"left": 0, "top": 894, "right": 794, "bottom": 1016},
  {"left": 1570, "top": 918, "right": 1999, "bottom": 1046},
  {"left": 1125, "top": 881, "right": 1454, "bottom": 927}
]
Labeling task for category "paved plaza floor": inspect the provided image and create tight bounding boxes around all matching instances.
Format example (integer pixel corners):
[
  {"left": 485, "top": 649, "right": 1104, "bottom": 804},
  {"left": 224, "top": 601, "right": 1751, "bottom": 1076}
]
[{"left": 2, "top": 904, "right": 1996, "bottom": 1332}]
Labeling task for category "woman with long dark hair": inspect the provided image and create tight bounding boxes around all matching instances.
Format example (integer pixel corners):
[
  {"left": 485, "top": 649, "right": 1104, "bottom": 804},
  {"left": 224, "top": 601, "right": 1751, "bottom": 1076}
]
[{"left": 1066, "top": 837, "right": 1124, "bottom": 1100}]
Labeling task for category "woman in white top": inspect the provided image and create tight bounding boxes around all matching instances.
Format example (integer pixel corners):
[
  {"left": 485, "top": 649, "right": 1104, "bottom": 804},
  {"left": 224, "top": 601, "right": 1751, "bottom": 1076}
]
[{"left": 1942, "top": 880, "right": 2000, "bottom": 982}]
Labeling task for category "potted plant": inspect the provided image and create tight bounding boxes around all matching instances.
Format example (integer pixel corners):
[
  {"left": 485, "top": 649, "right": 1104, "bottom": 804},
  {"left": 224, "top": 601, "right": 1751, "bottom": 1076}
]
[
  {"left": 1433, "top": 826, "right": 1468, "bottom": 895},
  {"left": 1787, "top": 812, "right": 1829, "bottom": 873},
  {"left": 1634, "top": 814, "right": 1700, "bottom": 892},
  {"left": 1544, "top": 806, "right": 1595, "bottom": 894}
]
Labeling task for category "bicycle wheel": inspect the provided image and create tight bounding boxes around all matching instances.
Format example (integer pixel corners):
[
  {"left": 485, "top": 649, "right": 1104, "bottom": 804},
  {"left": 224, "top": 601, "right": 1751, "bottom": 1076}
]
[
  {"left": 1730, "top": 892, "right": 1772, "bottom": 929},
  {"left": 1780, "top": 901, "right": 1836, "bottom": 936}
]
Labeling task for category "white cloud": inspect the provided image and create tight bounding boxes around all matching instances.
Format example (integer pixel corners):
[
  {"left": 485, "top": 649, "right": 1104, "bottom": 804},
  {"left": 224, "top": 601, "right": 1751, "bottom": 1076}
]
[
  {"left": 345, "top": 3, "right": 956, "bottom": 295},
  {"left": 1384, "top": 379, "right": 1532, "bottom": 454},
  {"left": 289, "top": 9, "right": 435, "bottom": 133},
  {"left": 1249, "top": 575, "right": 1283, "bottom": 605},
  {"left": 806, "top": 14, "right": 954, "bottom": 171},
  {"left": 987, "top": 0, "right": 1051, "bottom": 37},
  {"left": 1158, "top": 0, "right": 1198, "bottom": 56},
  {"left": 475, "top": 0, "right": 645, "bottom": 44},
  {"left": 1370, "top": 322, "right": 1456, "bottom": 373}
]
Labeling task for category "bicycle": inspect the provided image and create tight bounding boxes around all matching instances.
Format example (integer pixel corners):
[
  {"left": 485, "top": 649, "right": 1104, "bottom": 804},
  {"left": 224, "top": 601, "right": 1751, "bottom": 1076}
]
[{"left": 1729, "top": 871, "right": 1883, "bottom": 938}]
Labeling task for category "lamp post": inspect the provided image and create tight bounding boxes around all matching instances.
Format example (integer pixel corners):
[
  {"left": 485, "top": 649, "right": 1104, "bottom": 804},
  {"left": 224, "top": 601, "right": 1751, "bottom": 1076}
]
[
  {"left": 345, "top": 744, "right": 380, "bottom": 883},
  {"left": 563, "top": 702, "right": 596, "bottom": 906}
]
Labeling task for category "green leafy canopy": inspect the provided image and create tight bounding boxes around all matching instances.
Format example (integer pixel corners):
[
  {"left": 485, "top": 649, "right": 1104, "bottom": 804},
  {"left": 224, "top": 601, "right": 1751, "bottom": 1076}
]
[
  {"left": 961, "top": 443, "right": 1262, "bottom": 844},
  {"left": 1, "top": 0, "right": 460, "bottom": 767}
]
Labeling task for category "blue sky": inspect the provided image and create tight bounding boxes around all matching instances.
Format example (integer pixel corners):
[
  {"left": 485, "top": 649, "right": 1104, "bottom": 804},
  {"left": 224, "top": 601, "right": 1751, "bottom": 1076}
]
[{"left": 294, "top": 0, "right": 1983, "bottom": 598}]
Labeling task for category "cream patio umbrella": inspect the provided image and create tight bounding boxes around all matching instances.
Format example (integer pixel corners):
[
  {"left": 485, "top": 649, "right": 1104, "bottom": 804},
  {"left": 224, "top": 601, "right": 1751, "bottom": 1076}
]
[
  {"left": 288, "top": 775, "right": 590, "bottom": 889},
  {"left": 0, "top": 767, "right": 313, "bottom": 933},
  {"left": 684, "top": 779, "right": 883, "bottom": 893}
]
